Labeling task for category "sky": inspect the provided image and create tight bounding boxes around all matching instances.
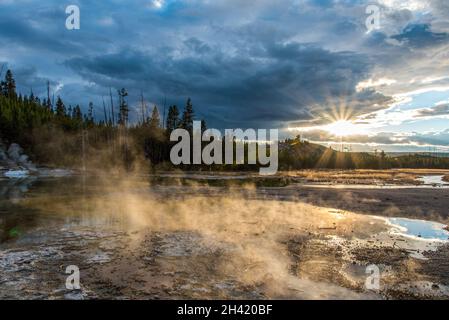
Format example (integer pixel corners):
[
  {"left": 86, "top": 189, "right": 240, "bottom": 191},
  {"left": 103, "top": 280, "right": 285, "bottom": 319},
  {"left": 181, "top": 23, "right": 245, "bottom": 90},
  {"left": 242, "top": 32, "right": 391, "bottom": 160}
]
[{"left": 0, "top": 0, "right": 448, "bottom": 152}]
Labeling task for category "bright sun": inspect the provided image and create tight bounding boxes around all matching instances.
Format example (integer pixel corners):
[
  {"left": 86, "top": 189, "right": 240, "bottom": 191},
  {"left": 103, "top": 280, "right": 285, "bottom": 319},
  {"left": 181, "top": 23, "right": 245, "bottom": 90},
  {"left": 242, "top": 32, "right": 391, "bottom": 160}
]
[
  {"left": 152, "top": 0, "right": 164, "bottom": 8},
  {"left": 324, "top": 120, "right": 366, "bottom": 137}
]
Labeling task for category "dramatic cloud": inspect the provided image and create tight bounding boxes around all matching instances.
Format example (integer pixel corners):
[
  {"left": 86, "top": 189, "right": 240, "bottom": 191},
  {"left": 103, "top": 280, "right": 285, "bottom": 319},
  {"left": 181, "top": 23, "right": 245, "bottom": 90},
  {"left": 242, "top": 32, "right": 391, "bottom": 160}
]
[
  {"left": 0, "top": 0, "right": 448, "bottom": 149},
  {"left": 392, "top": 24, "right": 449, "bottom": 48},
  {"left": 64, "top": 43, "right": 393, "bottom": 128},
  {"left": 301, "top": 129, "right": 449, "bottom": 151},
  {"left": 415, "top": 104, "right": 449, "bottom": 118}
]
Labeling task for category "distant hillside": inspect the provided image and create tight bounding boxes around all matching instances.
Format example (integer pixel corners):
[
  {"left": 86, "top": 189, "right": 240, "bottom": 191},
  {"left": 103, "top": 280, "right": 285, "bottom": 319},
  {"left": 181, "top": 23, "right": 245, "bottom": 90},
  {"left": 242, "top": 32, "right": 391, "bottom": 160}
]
[
  {"left": 278, "top": 136, "right": 449, "bottom": 170},
  {"left": 387, "top": 152, "right": 449, "bottom": 158},
  {"left": 279, "top": 137, "right": 382, "bottom": 169}
]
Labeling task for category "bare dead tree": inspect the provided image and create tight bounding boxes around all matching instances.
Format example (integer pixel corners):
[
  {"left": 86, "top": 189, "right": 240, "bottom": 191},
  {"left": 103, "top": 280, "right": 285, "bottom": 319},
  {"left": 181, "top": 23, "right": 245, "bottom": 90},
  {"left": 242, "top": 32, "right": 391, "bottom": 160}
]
[
  {"left": 0, "top": 63, "right": 5, "bottom": 79},
  {"left": 109, "top": 87, "right": 115, "bottom": 125},
  {"left": 140, "top": 91, "right": 146, "bottom": 125}
]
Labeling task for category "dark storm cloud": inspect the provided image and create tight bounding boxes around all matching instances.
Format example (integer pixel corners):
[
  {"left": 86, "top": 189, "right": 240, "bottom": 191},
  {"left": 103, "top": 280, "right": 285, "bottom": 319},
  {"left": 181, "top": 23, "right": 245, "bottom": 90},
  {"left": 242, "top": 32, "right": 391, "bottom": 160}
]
[
  {"left": 0, "top": 0, "right": 447, "bottom": 142},
  {"left": 65, "top": 41, "right": 392, "bottom": 129},
  {"left": 0, "top": 16, "right": 72, "bottom": 52},
  {"left": 392, "top": 24, "right": 449, "bottom": 48},
  {"left": 0, "top": 0, "right": 397, "bottom": 130}
]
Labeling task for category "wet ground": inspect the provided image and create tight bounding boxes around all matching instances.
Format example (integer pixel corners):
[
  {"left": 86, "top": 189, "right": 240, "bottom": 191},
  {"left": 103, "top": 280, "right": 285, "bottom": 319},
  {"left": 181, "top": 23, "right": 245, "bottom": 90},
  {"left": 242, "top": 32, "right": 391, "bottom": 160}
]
[{"left": 1, "top": 174, "right": 449, "bottom": 300}]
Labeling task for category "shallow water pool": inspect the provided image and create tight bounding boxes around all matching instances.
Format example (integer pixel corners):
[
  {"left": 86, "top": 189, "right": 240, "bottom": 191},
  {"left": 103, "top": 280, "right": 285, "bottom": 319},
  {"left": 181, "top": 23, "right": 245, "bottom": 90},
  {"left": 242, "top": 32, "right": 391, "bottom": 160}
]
[
  {"left": 388, "top": 217, "right": 449, "bottom": 241},
  {"left": 418, "top": 175, "right": 449, "bottom": 186}
]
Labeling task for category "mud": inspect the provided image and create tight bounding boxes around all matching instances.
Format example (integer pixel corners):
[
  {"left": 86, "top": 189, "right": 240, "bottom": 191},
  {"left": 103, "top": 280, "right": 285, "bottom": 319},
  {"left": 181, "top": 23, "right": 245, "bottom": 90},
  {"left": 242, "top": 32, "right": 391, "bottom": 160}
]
[{"left": 1, "top": 175, "right": 449, "bottom": 300}]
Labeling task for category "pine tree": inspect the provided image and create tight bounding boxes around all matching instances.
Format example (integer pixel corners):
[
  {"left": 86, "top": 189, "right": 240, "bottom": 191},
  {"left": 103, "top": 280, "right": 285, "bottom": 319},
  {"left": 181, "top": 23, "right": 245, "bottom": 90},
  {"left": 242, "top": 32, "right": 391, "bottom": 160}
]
[
  {"left": 166, "top": 105, "right": 180, "bottom": 132},
  {"left": 46, "top": 80, "right": 52, "bottom": 111},
  {"left": 2, "top": 70, "right": 16, "bottom": 98},
  {"left": 181, "top": 98, "right": 194, "bottom": 132},
  {"left": 88, "top": 102, "right": 94, "bottom": 122},
  {"left": 149, "top": 105, "right": 161, "bottom": 129},
  {"left": 117, "top": 88, "right": 129, "bottom": 126},
  {"left": 201, "top": 119, "right": 207, "bottom": 134},
  {"left": 55, "top": 96, "right": 66, "bottom": 117},
  {"left": 73, "top": 105, "right": 83, "bottom": 121}
]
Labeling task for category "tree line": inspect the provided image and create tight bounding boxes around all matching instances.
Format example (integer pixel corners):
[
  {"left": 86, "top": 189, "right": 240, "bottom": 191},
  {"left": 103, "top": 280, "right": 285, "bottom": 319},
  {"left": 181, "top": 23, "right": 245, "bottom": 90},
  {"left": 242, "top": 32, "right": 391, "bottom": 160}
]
[
  {"left": 0, "top": 69, "right": 200, "bottom": 135},
  {"left": 0, "top": 68, "right": 204, "bottom": 170}
]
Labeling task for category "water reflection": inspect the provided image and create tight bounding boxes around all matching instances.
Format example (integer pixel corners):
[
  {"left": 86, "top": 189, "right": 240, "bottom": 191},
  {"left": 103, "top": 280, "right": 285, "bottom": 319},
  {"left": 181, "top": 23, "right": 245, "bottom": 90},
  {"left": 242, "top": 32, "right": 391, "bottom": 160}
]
[
  {"left": 418, "top": 175, "right": 449, "bottom": 186},
  {"left": 388, "top": 217, "right": 449, "bottom": 241},
  {"left": 0, "top": 177, "right": 36, "bottom": 202}
]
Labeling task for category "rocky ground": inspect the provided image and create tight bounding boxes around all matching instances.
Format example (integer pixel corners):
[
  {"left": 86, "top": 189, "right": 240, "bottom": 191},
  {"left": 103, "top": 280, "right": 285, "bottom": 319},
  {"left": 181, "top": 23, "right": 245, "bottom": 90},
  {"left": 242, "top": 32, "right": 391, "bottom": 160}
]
[
  {"left": 1, "top": 177, "right": 449, "bottom": 300},
  {"left": 0, "top": 141, "right": 36, "bottom": 176},
  {"left": 1, "top": 216, "right": 447, "bottom": 300},
  {"left": 0, "top": 141, "right": 74, "bottom": 179}
]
